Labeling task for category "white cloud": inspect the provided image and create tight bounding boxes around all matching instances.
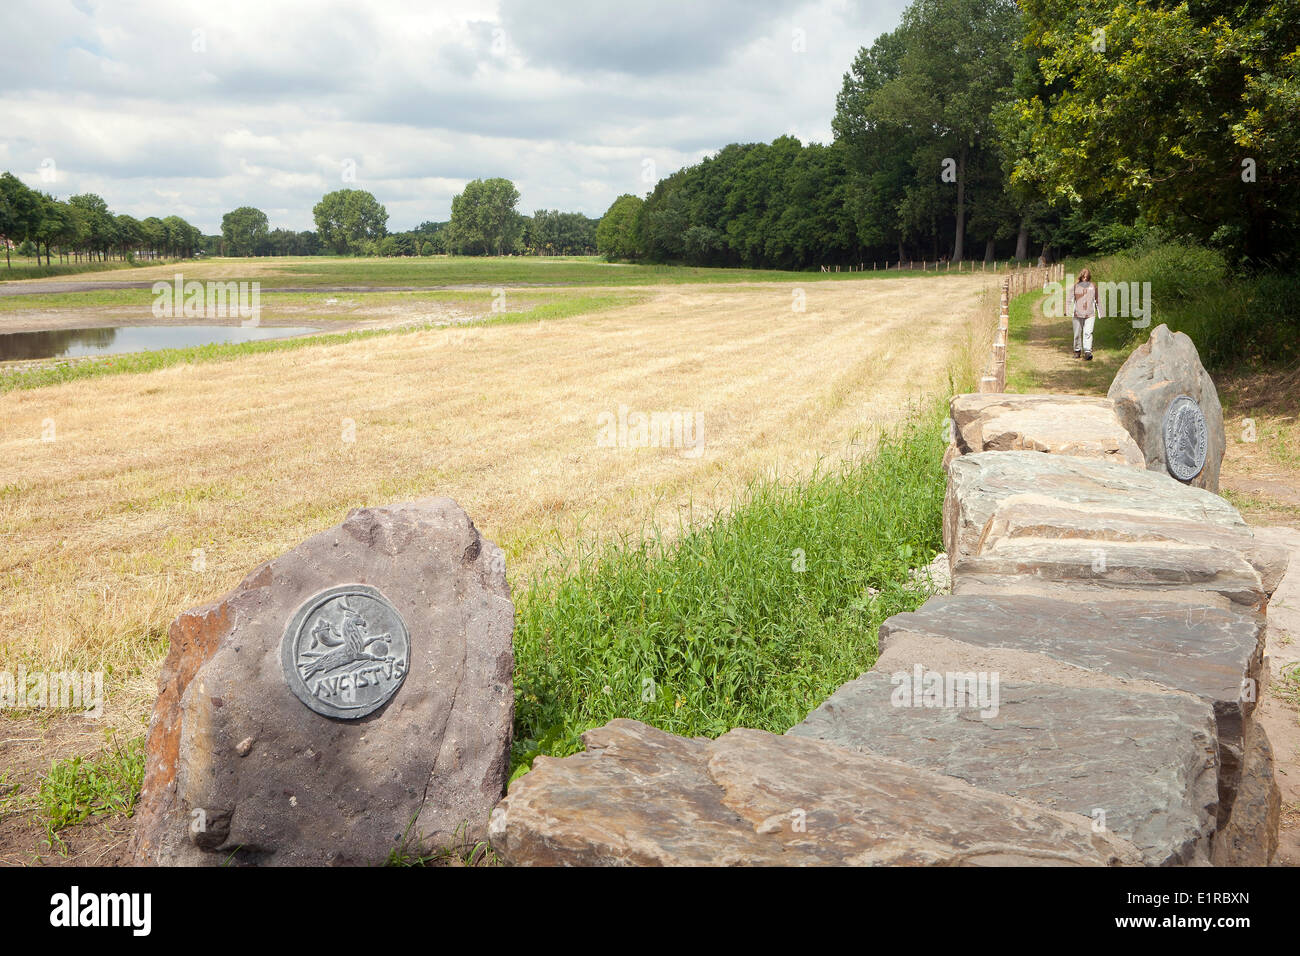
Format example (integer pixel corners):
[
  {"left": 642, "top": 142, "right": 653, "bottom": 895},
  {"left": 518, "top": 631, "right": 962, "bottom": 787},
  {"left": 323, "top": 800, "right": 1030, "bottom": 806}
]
[{"left": 0, "top": 0, "right": 910, "bottom": 232}]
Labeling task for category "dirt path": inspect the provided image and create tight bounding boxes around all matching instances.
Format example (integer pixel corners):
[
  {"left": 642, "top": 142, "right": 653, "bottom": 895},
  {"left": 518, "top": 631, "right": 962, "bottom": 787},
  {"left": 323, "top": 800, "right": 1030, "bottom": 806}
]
[{"left": 1012, "top": 289, "right": 1300, "bottom": 867}]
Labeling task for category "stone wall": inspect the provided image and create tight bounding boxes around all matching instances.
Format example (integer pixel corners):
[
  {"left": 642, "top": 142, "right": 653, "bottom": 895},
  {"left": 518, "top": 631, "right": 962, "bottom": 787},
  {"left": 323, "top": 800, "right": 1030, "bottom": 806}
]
[{"left": 489, "top": 324, "right": 1289, "bottom": 866}]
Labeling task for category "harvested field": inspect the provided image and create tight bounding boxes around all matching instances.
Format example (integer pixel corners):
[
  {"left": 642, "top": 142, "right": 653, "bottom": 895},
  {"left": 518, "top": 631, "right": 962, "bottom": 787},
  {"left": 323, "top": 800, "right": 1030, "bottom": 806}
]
[{"left": 0, "top": 272, "right": 993, "bottom": 727}]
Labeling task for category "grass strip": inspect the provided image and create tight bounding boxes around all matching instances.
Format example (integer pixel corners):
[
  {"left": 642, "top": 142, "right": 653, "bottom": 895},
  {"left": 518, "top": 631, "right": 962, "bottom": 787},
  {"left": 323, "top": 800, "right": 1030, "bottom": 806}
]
[{"left": 511, "top": 408, "right": 948, "bottom": 778}]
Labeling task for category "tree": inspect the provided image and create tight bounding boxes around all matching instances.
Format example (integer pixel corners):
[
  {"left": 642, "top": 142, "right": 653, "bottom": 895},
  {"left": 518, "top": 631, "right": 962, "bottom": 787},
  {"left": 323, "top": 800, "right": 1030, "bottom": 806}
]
[
  {"left": 838, "top": 0, "right": 1020, "bottom": 262},
  {"left": 596, "top": 194, "right": 644, "bottom": 261},
  {"left": 1006, "top": 0, "right": 1300, "bottom": 261},
  {"left": 0, "top": 172, "right": 38, "bottom": 268},
  {"left": 447, "top": 178, "right": 523, "bottom": 255},
  {"left": 313, "top": 189, "right": 389, "bottom": 255},
  {"left": 221, "top": 206, "right": 270, "bottom": 257},
  {"left": 68, "top": 193, "right": 113, "bottom": 261},
  {"left": 115, "top": 214, "right": 142, "bottom": 260}
]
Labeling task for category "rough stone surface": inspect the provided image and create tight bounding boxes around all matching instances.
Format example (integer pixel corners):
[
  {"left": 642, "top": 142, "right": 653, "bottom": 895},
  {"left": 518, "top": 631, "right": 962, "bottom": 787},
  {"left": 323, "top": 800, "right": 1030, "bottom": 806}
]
[
  {"left": 944, "top": 452, "right": 1247, "bottom": 564},
  {"left": 790, "top": 671, "right": 1218, "bottom": 865},
  {"left": 1107, "top": 324, "right": 1226, "bottom": 490},
  {"left": 908, "top": 552, "right": 952, "bottom": 596},
  {"left": 878, "top": 594, "right": 1264, "bottom": 824},
  {"left": 129, "top": 498, "right": 515, "bottom": 866},
  {"left": 1211, "top": 718, "right": 1281, "bottom": 866},
  {"left": 489, "top": 719, "right": 1141, "bottom": 866},
  {"left": 972, "top": 498, "right": 1288, "bottom": 599},
  {"left": 952, "top": 574, "right": 1240, "bottom": 611},
  {"left": 957, "top": 538, "right": 1268, "bottom": 610},
  {"left": 950, "top": 393, "right": 1144, "bottom": 466},
  {"left": 943, "top": 452, "right": 1283, "bottom": 608}
]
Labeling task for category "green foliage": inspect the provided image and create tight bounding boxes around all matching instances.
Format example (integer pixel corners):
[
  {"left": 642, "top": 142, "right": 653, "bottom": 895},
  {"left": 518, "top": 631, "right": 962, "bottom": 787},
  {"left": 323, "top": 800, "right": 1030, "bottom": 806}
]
[
  {"left": 846, "top": 0, "right": 1021, "bottom": 261},
  {"left": 632, "top": 137, "right": 860, "bottom": 268},
  {"left": 1007, "top": 0, "right": 1300, "bottom": 262},
  {"left": 221, "top": 206, "right": 270, "bottom": 257},
  {"left": 447, "top": 178, "right": 524, "bottom": 255},
  {"left": 1077, "top": 243, "right": 1298, "bottom": 369},
  {"left": 595, "top": 194, "right": 643, "bottom": 260},
  {"left": 511, "top": 413, "right": 948, "bottom": 775},
  {"left": 526, "top": 209, "right": 597, "bottom": 255},
  {"left": 37, "top": 734, "right": 145, "bottom": 852},
  {"left": 312, "top": 188, "right": 389, "bottom": 255}
]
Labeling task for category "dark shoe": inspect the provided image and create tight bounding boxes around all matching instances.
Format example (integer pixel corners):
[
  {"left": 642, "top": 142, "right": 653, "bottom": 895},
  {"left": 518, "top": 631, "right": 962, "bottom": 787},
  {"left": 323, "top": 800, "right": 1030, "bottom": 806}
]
[
  {"left": 1084, "top": 351, "right": 1093, "bottom": 361},
  {"left": 1073, "top": 349, "right": 1081, "bottom": 358}
]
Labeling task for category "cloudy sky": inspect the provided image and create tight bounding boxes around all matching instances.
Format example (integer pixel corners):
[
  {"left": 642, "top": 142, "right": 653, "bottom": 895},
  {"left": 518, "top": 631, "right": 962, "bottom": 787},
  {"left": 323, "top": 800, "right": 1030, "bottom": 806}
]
[{"left": 0, "top": 0, "right": 910, "bottom": 234}]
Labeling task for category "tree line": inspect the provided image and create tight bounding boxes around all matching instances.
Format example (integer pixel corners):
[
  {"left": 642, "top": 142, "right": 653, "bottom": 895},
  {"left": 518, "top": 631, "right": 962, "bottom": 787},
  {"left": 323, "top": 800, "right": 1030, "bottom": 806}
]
[
  {"left": 0, "top": 177, "right": 597, "bottom": 265},
  {"left": 598, "top": 0, "right": 1299, "bottom": 269},
  {"left": 0, "top": 172, "right": 201, "bottom": 267}
]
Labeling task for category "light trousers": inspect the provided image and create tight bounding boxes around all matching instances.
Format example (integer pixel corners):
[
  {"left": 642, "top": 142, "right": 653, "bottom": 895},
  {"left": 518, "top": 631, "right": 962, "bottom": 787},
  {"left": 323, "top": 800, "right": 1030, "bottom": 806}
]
[{"left": 1072, "top": 315, "right": 1095, "bottom": 353}]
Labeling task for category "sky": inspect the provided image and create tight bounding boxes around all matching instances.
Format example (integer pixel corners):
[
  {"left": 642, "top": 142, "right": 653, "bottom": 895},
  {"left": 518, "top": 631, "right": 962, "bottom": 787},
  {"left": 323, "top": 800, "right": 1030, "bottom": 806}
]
[{"left": 0, "top": 0, "right": 911, "bottom": 234}]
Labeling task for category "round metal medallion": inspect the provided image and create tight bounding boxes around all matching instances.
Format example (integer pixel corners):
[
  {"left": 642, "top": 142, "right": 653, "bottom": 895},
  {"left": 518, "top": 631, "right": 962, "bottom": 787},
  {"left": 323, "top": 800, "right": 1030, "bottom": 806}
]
[
  {"left": 281, "top": 584, "right": 410, "bottom": 719},
  {"left": 1162, "top": 394, "right": 1208, "bottom": 483}
]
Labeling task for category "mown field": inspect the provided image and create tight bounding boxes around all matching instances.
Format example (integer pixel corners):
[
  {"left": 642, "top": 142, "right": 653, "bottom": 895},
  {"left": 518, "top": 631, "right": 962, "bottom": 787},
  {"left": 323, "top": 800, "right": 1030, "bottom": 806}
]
[
  {"left": 0, "top": 253, "right": 987, "bottom": 290},
  {"left": 0, "top": 256, "right": 995, "bottom": 860},
  {"left": 1, "top": 257, "right": 993, "bottom": 714}
]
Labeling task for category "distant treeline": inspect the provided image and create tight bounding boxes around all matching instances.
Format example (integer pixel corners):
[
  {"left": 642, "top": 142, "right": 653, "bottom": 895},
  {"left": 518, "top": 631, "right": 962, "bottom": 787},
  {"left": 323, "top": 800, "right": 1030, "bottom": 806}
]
[
  {"left": 598, "top": 0, "right": 1299, "bottom": 269},
  {"left": 0, "top": 172, "right": 201, "bottom": 266},
  {"left": 207, "top": 183, "right": 599, "bottom": 258},
  {"left": 0, "top": 178, "right": 598, "bottom": 265}
]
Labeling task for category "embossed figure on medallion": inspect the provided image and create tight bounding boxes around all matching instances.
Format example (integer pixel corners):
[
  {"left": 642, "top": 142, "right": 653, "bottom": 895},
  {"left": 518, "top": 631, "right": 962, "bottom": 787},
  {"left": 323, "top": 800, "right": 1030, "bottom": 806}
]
[
  {"left": 281, "top": 584, "right": 410, "bottom": 718},
  {"left": 1162, "top": 395, "right": 1209, "bottom": 483}
]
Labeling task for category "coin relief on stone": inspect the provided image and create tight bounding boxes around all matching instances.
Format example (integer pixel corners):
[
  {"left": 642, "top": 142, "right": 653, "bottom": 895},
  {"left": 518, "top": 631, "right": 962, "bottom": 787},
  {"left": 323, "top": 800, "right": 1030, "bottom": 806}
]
[
  {"left": 1161, "top": 394, "right": 1209, "bottom": 483},
  {"left": 281, "top": 584, "right": 410, "bottom": 718}
]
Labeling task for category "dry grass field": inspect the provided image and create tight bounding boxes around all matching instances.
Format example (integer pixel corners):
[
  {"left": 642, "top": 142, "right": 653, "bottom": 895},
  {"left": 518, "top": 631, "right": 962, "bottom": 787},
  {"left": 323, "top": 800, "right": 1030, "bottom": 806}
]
[{"left": 0, "top": 271, "right": 994, "bottom": 731}]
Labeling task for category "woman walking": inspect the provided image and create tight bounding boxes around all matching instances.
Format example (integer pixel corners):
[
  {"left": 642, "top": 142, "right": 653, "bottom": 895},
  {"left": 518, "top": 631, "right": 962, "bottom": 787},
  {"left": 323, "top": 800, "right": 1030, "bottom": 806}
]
[{"left": 1071, "top": 268, "right": 1101, "bottom": 360}]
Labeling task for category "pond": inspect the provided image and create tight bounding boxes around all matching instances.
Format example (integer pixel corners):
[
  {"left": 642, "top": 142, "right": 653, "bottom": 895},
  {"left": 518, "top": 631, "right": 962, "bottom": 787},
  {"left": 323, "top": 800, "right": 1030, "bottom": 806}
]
[{"left": 0, "top": 325, "right": 320, "bottom": 361}]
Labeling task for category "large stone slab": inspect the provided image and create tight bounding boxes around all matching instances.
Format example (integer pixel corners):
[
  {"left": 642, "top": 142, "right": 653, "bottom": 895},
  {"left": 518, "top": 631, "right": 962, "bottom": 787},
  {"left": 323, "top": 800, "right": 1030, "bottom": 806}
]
[
  {"left": 129, "top": 498, "right": 515, "bottom": 866},
  {"left": 790, "top": 671, "right": 1218, "bottom": 865},
  {"left": 957, "top": 538, "right": 1269, "bottom": 609},
  {"left": 974, "top": 498, "right": 1287, "bottom": 598},
  {"left": 945, "top": 452, "right": 1247, "bottom": 562},
  {"left": 950, "top": 393, "right": 1143, "bottom": 466},
  {"left": 943, "top": 452, "right": 1284, "bottom": 607},
  {"left": 877, "top": 594, "right": 1264, "bottom": 824},
  {"left": 488, "top": 719, "right": 1140, "bottom": 866},
  {"left": 1108, "top": 324, "right": 1226, "bottom": 491}
]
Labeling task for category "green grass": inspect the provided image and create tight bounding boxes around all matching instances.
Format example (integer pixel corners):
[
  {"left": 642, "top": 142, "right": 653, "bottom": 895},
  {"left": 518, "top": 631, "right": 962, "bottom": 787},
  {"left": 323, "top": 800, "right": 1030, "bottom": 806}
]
[
  {"left": 0, "top": 285, "right": 621, "bottom": 313},
  {"left": 0, "top": 259, "right": 169, "bottom": 281},
  {"left": 0, "top": 291, "right": 643, "bottom": 393},
  {"left": 172, "top": 255, "right": 961, "bottom": 289},
  {"left": 36, "top": 733, "right": 145, "bottom": 853},
  {"left": 510, "top": 409, "right": 948, "bottom": 779}
]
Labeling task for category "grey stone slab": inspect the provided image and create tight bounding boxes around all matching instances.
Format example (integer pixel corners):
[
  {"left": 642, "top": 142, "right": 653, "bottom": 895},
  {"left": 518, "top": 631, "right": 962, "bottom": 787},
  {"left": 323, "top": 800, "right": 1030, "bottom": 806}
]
[
  {"left": 878, "top": 594, "right": 1265, "bottom": 824},
  {"left": 790, "top": 670, "right": 1218, "bottom": 865},
  {"left": 488, "top": 719, "right": 1141, "bottom": 866},
  {"left": 950, "top": 392, "right": 1143, "bottom": 466},
  {"left": 944, "top": 451, "right": 1247, "bottom": 565},
  {"left": 955, "top": 538, "right": 1267, "bottom": 609}
]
